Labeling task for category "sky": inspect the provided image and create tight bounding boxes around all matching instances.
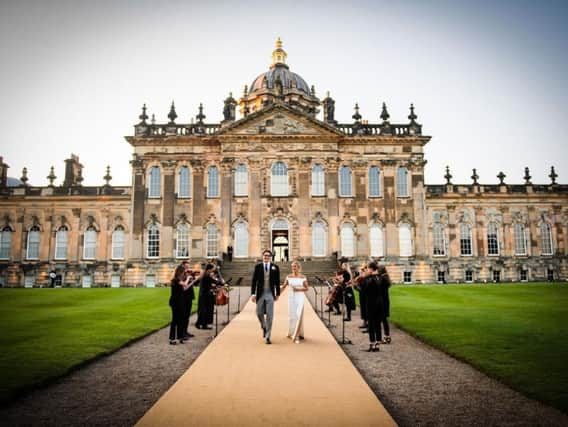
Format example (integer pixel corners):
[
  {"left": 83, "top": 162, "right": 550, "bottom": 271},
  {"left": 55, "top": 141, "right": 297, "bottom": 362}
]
[{"left": 0, "top": 0, "right": 567, "bottom": 187}]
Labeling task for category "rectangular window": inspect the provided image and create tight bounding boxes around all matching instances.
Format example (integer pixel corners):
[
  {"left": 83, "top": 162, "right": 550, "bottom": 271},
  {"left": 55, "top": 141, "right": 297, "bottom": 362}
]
[
  {"left": 111, "top": 230, "right": 125, "bottom": 260},
  {"left": 111, "top": 275, "right": 121, "bottom": 288},
  {"left": 146, "top": 274, "right": 156, "bottom": 288},
  {"left": 514, "top": 223, "right": 527, "bottom": 256},
  {"left": 0, "top": 230, "right": 11, "bottom": 259},
  {"left": 520, "top": 269, "right": 528, "bottom": 282},
  {"left": 437, "top": 271, "right": 446, "bottom": 283},
  {"left": 492, "top": 270, "right": 501, "bottom": 283},
  {"left": 24, "top": 275, "right": 34, "bottom": 288},
  {"left": 207, "top": 166, "right": 219, "bottom": 198},
  {"left": 368, "top": 166, "right": 380, "bottom": 197},
  {"left": 82, "top": 275, "right": 92, "bottom": 288},
  {"left": 460, "top": 224, "right": 472, "bottom": 256},
  {"left": 27, "top": 230, "right": 40, "bottom": 260},
  {"left": 83, "top": 230, "right": 97, "bottom": 260},
  {"left": 465, "top": 270, "right": 473, "bottom": 283},
  {"left": 487, "top": 224, "right": 500, "bottom": 256},
  {"left": 148, "top": 167, "right": 161, "bottom": 198},
  {"left": 403, "top": 271, "right": 412, "bottom": 284},
  {"left": 397, "top": 167, "right": 409, "bottom": 197},
  {"left": 311, "top": 166, "right": 325, "bottom": 196},
  {"left": 547, "top": 269, "right": 554, "bottom": 282},
  {"left": 178, "top": 167, "right": 191, "bottom": 198}
]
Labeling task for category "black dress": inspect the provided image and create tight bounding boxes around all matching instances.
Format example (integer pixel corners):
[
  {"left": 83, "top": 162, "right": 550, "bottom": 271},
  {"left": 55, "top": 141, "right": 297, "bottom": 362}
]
[
  {"left": 196, "top": 274, "right": 218, "bottom": 327},
  {"left": 364, "top": 275, "right": 385, "bottom": 343},
  {"left": 182, "top": 281, "right": 195, "bottom": 335},
  {"left": 169, "top": 279, "right": 185, "bottom": 340},
  {"left": 342, "top": 271, "right": 356, "bottom": 312}
]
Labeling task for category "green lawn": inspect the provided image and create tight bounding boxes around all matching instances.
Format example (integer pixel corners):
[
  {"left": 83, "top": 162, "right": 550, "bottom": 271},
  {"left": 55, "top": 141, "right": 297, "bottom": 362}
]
[
  {"left": 386, "top": 283, "right": 568, "bottom": 414},
  {"left": 0, "top": 288, "right": 196, "bottom": 403}
]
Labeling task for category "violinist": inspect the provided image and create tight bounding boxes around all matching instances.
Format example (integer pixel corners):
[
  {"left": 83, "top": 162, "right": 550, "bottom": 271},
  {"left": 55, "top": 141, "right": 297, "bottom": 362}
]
[
  {"left": 338, "top": 263, "right": 355, "bottom": 321},
  {"left": 353, "top": 263, "right": 370, "bottom": 332}
]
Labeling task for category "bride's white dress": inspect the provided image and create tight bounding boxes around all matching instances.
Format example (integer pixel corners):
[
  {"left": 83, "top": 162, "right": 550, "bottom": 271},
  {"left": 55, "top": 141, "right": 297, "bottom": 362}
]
[{"left": 287, "top": 277, "right": 305, "bottom": 340}]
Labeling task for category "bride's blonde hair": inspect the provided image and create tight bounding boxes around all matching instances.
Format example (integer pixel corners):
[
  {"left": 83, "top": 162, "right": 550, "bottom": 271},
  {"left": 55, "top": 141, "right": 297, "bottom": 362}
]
[{"left": 291, "top": 260, "right": 302, "bottom": 271}]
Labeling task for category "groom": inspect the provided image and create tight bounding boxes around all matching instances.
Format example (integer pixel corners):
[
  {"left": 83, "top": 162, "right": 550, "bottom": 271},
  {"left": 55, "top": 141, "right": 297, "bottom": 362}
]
[{"left": 251, "top": 249, "right": 281, "bottom": 344}]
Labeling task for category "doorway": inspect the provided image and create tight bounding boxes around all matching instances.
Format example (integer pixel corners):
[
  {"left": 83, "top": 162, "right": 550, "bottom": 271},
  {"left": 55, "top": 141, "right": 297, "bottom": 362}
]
[{"left": 272, "top": 233, "right": 289, "bottom": 262}]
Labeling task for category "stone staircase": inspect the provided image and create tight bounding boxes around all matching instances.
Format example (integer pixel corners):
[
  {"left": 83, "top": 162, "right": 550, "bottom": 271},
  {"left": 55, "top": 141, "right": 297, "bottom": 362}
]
[{"left": 220, "top": 258, "right": 339, "bottom": 286}]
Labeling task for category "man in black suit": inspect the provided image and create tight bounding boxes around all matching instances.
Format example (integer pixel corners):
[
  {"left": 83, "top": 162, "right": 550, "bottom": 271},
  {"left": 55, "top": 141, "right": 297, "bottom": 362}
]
[{"left": 251, "top": 249, "right": 281, "bottom": 344}]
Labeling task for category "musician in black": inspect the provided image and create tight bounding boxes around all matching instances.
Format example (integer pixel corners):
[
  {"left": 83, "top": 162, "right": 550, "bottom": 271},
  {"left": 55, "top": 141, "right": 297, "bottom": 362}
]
[
  {"left": 355, "top": 263, "right": 369, "bottom": 331},
  {"left": 338, "top": 263, "right": 355, "bottom": 321},
  {"left": 195, "top": 263, "right": 220, "bottom": 329},
  {"left": 377, "top": 265, "right": 392, "bottom": 344},
  {"left": 169, "top": 264, "right": 191, "bottom": 345},
  {"left": 362, "top": 261, "right": 386, "bottom": 352}
]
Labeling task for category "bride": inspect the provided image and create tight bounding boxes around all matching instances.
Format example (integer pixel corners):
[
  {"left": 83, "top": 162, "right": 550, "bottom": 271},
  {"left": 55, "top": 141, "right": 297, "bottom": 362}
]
[{"left": 281, "top": 260, "right": 309, "bottom": 343}]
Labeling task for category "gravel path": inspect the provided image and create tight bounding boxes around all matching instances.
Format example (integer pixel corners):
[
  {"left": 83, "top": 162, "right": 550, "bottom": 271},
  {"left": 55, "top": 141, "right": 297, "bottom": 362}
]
[
  {"left": 308, "top": 286, "right": 568, "bottom": 427},
  {"left": 0, "top": 287, "right": 251, "bottom": 427}
]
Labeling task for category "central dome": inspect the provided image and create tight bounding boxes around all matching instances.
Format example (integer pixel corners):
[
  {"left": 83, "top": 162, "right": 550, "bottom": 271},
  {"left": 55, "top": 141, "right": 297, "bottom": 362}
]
[{"left": 250, "top": 65, "right": 311, "bottom": 95}]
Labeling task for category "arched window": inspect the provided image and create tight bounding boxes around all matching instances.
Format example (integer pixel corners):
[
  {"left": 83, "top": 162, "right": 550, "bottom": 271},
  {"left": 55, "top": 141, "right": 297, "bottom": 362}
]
[
  {"left": 55, "top": 226, "right": 68, "bottom": 260},
  {"left": 27, "top": 225, "right": 40, "bottom": 260},
  {"left": 432, "top": 223, "right": 446, "bottom": 256},
  {"left": 271, "top": 161, "right": 288, "bottom": 196},
  {"left": 369, "top": 223, "right": 384, "bottom": 257},
  {"left": 206, "top": 224, "right": 218, "bottom": 258},
  {"left": 83, "top": 227, "right": 97, "bottom": 260},
  {"left": 399, "top": 223, "right": 412, "bottom": 257},
  {"left": 207, "top": 166, "right": 219, "bottom": 197},
  {"left": 178, "top": 166, "right": 191, "bottom": 198},
  {"left": 514, "top": 223, "right": 527, "bottom": 256},
  {"left": 148, "top": 166, "right": 161, "bottom": 198},
  {"left": 487, "top": 222, "right": 500, "bottom": 255},
  {"left": 311, "top": 165, "right": 325, "bottom": 196},
  {"left": 460, "top": 223, "right": 473, "bottom": 256},
  {"left": 111, "top": 226, "right": 125, "bottom": 259},
  {"left": 540, "top": 223, "right": 553, "bottom": 255},
  {"left": 234, "top": 164, "right": 248, "bottom": 196},
  {"left": 312, "top": 221, "right": 326, "bottom": 257},
  {"left": 176, "top": 223, "right": 190, "bottom": 258},
  {"left": 397, "top": 166, "right": 409, "bottom": 197},
  {"left": 339, "top": 166, "right": 352, "bottom": 197},
  {"left": 368, "top": 166, "right": 381, "bottom": 197},
  {"left": 0, "top": 226, "right": 12, "bottom": 260},
  {"left": 147, "top": 224, "right": 160, "bottom": 258},
  {"left": 234, "top": 222, "right": 249, "bottom": 257},
  {"left": 340, "top": 223, "right": 355, "bottom": 257}
]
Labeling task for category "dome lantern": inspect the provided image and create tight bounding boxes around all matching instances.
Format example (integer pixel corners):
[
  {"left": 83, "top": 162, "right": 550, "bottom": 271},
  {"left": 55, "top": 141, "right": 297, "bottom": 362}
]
[{"left": 271, "top": 37, "right": 287, "bottom": 68}]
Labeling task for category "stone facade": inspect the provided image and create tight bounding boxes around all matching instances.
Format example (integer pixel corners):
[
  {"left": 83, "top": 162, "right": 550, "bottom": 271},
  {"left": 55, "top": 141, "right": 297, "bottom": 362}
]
[{"left": 0, "top": 41, "right": 567, "bottom": 286}]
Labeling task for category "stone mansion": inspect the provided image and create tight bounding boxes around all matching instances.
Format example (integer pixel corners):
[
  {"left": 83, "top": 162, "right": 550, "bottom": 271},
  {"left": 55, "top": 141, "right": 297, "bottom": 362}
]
[{"left": 0, "top": 39, "right": 567, "bottom": 287}]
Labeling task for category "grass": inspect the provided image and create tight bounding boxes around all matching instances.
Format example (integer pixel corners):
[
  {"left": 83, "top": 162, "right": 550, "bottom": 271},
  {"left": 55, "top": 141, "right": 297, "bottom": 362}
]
[
  {"left": 382, "top": 283, "right": 568, "bottom": 414},
  {"left": 0, "top": 288, "right": 197, "bottom": 404}
]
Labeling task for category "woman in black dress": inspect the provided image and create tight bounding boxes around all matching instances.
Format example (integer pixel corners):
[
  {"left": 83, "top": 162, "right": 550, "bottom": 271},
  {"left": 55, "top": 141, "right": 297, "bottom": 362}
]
[
  {"left": 169, "top": 264, "right": 191, "bottom": 345},
  {"left": 195, "top": 263, "right": 220, "bottom": 329},
  {"left": 355, "top": 264, "right": 369, "bottom": 331},
  {"left": 363, "top": 261, "right": 384, "bottom": 352},
  {"left": 378, "top": 266, "right": 392, "bottom": 344},
  {"left": 340, "top": 263, "right": 356, "bottom": 321}
]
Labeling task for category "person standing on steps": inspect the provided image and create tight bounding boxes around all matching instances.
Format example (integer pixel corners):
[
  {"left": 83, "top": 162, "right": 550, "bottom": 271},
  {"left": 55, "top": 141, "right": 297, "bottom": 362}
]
[{"left": 251, "top": 249, "right": 281, "bottom": 344}]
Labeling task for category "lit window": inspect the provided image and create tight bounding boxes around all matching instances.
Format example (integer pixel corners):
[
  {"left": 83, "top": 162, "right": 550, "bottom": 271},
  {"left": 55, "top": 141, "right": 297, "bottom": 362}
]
[
  {"left": 339, "top": 166, "right": 352, "bottom": 197},
  {"left": 234, "top": 164, "right": 248, "bottom": 196},
  {"left": 207, "top": 166, "right": 219, "bottom": 197},
  {"left": 368, "top": 166, "right": 381, "bottom": 197},
  {"left": 311, "top": 165, "right": 325, "bottom": 196},
  {"left": 271, "top": 162, "right": 288, "bottom": 196},
  {"left": 178, "top": 166, "right": 191, "bottom": 198},
  {"left": 148, "top": 166, "right": 161, "bottom": 198}
]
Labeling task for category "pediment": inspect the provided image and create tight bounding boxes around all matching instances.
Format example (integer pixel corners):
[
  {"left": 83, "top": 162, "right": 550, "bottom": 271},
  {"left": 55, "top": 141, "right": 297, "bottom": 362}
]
[{"left": 218, "top": 104, "right": 343, "bottom": 137}]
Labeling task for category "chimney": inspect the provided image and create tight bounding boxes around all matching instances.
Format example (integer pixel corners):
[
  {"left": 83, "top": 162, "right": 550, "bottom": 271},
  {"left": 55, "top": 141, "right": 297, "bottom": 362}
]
[
  {"left": 0, "top": 156, "right": 8, "bottom": 189},
  {"left": 64, "top": 154, "right": 83, "bottom": 187}
]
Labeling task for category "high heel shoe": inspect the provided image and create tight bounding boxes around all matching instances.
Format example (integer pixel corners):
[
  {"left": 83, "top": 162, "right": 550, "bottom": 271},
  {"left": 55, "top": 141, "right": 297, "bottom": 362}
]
[
  {"left": 373, "top": 342, "right": 380, "bottom": 352},
  {"left": 366, "top": 343, "right": 374, "bottom": 352}
]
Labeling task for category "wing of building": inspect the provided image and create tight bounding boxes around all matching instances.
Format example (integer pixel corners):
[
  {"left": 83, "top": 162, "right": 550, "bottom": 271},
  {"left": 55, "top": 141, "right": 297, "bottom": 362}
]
[{"left": 0, "top": 39, "right": 567, "bottom": 287}]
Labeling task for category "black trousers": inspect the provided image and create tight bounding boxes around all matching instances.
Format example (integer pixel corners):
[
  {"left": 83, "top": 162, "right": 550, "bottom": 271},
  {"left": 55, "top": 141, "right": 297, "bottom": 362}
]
[
  {"left": 368, "top": 317, "right": 382, "bottom": 343},
  {"left": 381, "top": 317, "right": 390, "bottom": 336},
  {"left": 169, "top": 305, "right": 185, "bottom": 340}
]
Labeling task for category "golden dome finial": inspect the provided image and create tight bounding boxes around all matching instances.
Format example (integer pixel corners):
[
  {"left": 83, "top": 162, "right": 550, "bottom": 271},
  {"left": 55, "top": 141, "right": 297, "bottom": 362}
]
[{"left": 271, "top": 37, "right": 287, "bottom": 67}]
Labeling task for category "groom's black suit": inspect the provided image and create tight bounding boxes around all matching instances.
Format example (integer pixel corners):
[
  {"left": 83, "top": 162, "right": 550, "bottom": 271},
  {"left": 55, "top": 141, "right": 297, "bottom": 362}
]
[{"left": 251, "top": 262, "right": 281, "bottom": 298}]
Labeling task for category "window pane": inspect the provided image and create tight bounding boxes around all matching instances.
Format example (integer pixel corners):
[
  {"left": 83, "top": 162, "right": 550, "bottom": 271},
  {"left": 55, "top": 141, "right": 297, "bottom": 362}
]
[
  {"left": 0, "top": 228, "right": 12, "bottom": 259},
  {"left": 206, "top": 224, "right": 218, "bottom": 257},
  {"left": 540, "top": 223, "right": 553, "bottom": 255},
  {"left": 178, "top": 166, "right": 191, "bottom": 198},
  {"left": 339, "top": 166, "right": 352, "bottom": 197},
  {"left": 460, "top": 223, "right": 472, "bottom": 255},
  {"left": 207, "top": 166, "right": 219, "bottom": 197},
  {"left": 149, "top": 166, "right": 161, "bottom": 198},
  {"left": 340, "top": 224, "right": 355, "bottom": 257},
  {"left": 369, "top": 224, "right": 384, "bottom": 257},
  {"left": 487, "top": 223, "right": 500, "bottom": 255},
  {"left": 271, "top": 162, "right": 288, "bottom": 196},
  {"left": 312, "top": 165, "right": 325, "bottom": 196},
  {"left": 399, "top": 224, "right": 412, "bottom": 257},
  {"left": 312, "top": 222, "right": 326, "bottom": 257},
  {"left": 234, "top": 164, "right": 248, "bottom": 196},
  {"left": 147, "top": 225, "right": 160, "bottom": 258},
  {"left": 55, "top": 228, "right": 68, "bottom": 259},
  {"left": 112, "top": 228, "right": 125, "bottom": 259},
  {"left": 433, "top": 223, "right": 446, "bottom": 256},
  {"left": 84, "top": 229, "right": 97, "bottom": 259},
  {"left": 234, "top": 222, "right": 248, "bottom": 257},
  {"left": 176, "top": 224, "right": 190, "bottom": 258},
  {"left": 397, "top": 167, "right": 408, "bottom": 197},
  {"left": 27, "top": 227, "right": 40, "bottom": 259},
  {"left": 514, "top": 223, "right": 527, "bottom": 255},
  {"left": 368, "top": 167, "right": 380, "bottom": 197}
]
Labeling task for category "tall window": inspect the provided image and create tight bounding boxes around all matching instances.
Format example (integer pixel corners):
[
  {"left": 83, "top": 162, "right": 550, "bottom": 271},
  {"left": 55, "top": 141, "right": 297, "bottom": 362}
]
[
  {"left": 399, "top": 223, "right": 412, "bottom": 257},
  {"left": 271, "top": 161, "right": 288, "bottom": 196},
  {"left": 397, "top": 166, "right": 409, "bottom": 197},
  {"left": 176, "top": 223, "right": 190, "bottom": 258},
  {"left": 0, "top": 226, "right": 12, "bottom": 260},
  {"left": 206, "top": 224, "right": 218, "bottom": 257},
  {"left": 55, "top": 226, "right": 68, "bottom": 260},
  {"left": 83, "top": 227, "right": 97, "bottom": 260},
  {"left": 369, "top": 224, "right": 384, "bottom": 257},
  {"left": 487, "top": 222, "right": 500, "bottom": 255},
  {"left": 234, "top": 222, "right": 249, "bottom": 257},
  {"left": 432, "top": 223, "right": 446, "bottom": 256},
  {"left": 207, "top": 166, "right": 219, "bottom": 197},
  {"left": 368, "top": 166, "right": 381, "bottom": 197},
  {"left": 311, "top": 165, "right": 325, "bottom": 196},
  {"left": 147, "top": 224, "right": 160, "bottom": 258},
  {"left": 312, "top": 221, "right": 326, "bottom": 257},
  {"left": 460, "top": 223, "right": 473, "bottom": 256},
  {"left": 514, "top": 223, "right": 527, "bottom": 256},
  {"left": 178, "top": 166, "right": 191, "bottom": 198},
  {"left": 340, "top": 223, "right": 355, "bottom": 257},
  {"left": 540, "top": 223, "right": 553, "bottom": 255},
  {"left": 148, "top": 166, "right": 161, "bottom": 198},
  {"left": 234, "top": 164, "right": 248, "bottom": 196},
  {"left": 339, "top": 166, "right": 352, "bottom": 197},
  {"left": 112, "top": 226, "right": 125, "bottom": 259},
  {"left": 26, "top": 225, "right": 40, "bottom": 260}
]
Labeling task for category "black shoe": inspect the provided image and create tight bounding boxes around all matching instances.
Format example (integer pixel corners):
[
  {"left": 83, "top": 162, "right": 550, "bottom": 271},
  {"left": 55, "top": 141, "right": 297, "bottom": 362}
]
[
  {"left": 265, "top": 338, "right": 271, "bottom": 345},
  {"left": 183, "top": 333, "right": 194, "bottom": 339},
  {"left": 366, "top": 344, "right": 374, "bottom": 352},
  {"left": 361, "top": 329, "right": 368, "bottom": 333},
  {"left": 178, "top": 339, "right": 185, "bottom": 344},
  {"left": 169, "top": 340, "right": 177, "bottom": 345},
  {"left": 262, "top": 326, "right": 266, "bottom": 338},
  {"left": 344, "top": 317, "right": 351, "bottom": 321}
]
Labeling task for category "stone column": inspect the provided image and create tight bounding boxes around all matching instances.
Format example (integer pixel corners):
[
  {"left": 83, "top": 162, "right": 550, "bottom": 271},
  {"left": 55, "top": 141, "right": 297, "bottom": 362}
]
[
  {"left": 220, "top": 162, "right": 233, "bottom": 253},
  {"left": 191, "top": 161, "right": 205, "bottom": 256},
  {"left": 248, "top": 159, "right": 263, "bottom": 257},
  {"left": 129, "top": 159, "right": 146, "bottom": 259},
  {"left": 161, "top": 160, "right": 177, "bottom": 259}
]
